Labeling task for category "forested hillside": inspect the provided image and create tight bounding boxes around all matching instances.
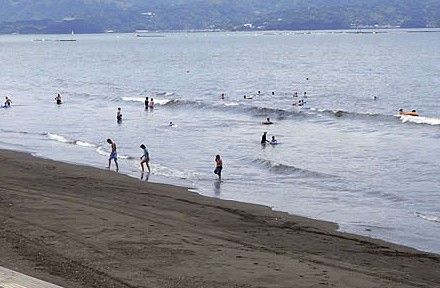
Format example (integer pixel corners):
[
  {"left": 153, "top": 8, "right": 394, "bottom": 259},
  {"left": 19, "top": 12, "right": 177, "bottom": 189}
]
[{"left": 0, "top": 0, "right": 438, "bottom": 33}]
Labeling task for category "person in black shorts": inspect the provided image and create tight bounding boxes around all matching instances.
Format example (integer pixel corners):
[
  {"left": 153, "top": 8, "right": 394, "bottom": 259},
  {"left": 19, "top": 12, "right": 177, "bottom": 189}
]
[{"left": 214, "top": 155, "right": 223, "bottom": 180}]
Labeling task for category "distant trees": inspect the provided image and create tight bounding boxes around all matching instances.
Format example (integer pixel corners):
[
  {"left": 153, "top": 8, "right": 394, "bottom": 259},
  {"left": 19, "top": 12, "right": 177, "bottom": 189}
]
[{"left": 0, "top": 0, "right": 438, "bottom": 34}]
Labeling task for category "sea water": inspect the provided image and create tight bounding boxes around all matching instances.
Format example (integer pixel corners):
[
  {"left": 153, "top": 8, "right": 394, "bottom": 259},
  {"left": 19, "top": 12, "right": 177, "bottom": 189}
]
[{"left": 0, "top": 30, "right": 439, "bottom": 253}]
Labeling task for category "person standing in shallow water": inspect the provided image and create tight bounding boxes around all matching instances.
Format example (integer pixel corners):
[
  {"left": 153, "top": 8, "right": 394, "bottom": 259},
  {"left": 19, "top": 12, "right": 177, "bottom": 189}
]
[
  {"left": 261, "top": 132, "right": 269, "bottom": 145},
  {"left": 140, "top": 144, "right": 150, "bottom": 173},
  {"left": 55, "top": 93, "right": 62, "bottom": 105},
  {"left": 214, "top": 155, "right": 223, "bottom": 180},
  {"left": 107, "top": 139, "right": 119, "bottom": 172},
  {"left": 116, "top": 108, "right": 122, "bottom": 122},
  {"left": 144, "top": 97, "right": 149, "bottom": 109}
]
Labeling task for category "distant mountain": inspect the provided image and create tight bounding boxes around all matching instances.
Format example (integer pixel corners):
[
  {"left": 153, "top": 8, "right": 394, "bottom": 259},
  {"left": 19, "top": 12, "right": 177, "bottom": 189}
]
[{"left": 0, "top": 0, "right": 438, "bottom": 34}]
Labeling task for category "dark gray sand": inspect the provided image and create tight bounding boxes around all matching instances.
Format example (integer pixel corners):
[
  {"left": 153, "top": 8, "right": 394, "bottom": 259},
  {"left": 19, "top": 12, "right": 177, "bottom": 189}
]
[{"left": 0, "top": 150, "right": 439, "bottom": 288}]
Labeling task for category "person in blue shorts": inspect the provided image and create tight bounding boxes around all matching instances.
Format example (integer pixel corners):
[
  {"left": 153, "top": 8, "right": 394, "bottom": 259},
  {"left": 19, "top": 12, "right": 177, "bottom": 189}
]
[{"left": 107, "top": 138, "right": 119, "bottom": 172}]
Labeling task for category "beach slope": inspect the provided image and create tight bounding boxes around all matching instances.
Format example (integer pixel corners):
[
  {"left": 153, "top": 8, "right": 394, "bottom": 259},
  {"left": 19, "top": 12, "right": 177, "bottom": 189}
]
[{"left": 0, "top": 149, "right": 439, "bottom": 288}]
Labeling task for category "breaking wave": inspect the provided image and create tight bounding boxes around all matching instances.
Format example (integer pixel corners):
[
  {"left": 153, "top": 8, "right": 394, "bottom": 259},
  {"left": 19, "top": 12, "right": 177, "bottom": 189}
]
[
  {"left": 251, "top": 158, "right": 336, "bottom": 178},
  {"left": 398, "top": 115, "right": 440, "bottom": 126},
  {"left": 415, "top": 212, "right": 440, "bottom": 223},
  {"left": 44, "top": 133, "right": 133, "bottom": 160},
  {"left": 122, "top": 97, "right": 172, "bottom": 106}
]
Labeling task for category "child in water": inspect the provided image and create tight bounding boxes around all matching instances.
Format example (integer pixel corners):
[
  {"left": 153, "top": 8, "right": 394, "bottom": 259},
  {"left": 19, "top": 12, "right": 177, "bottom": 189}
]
[
  {"left": 262, "top": 117, "right": 273, "bottom": 125},
  {"left": 270, "top": 136, "right": 278, "bottom": 145},
  {"left": 149, "top": 98, "right": 154, "bottom": 108},
  {"left": 140, "top": 144, "right": 150, "bottom": 173},
  {"left": 214, "top": 155, "right": 223, "bottom": 180}
]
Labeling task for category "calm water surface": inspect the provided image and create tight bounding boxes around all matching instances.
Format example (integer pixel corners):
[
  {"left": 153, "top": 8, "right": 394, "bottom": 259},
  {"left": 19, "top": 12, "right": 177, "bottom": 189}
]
[{"left": 1, "top": 30, "right": 439, "bottom": 253}]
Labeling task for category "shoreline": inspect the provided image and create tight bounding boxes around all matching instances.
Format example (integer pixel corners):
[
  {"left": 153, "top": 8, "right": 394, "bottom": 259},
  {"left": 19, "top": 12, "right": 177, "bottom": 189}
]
[
  {"left": 0, "top": 148, "right": 439, "bottom": 287},
  {"left": 2, "top": 28, "right": 440, "bottom": 37}
]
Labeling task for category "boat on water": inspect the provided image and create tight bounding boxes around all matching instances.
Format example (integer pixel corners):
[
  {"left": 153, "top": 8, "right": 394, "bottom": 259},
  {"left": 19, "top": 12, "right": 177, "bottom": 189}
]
[{"left": 58, "top": 30, "right": 77, "bottom": 42}]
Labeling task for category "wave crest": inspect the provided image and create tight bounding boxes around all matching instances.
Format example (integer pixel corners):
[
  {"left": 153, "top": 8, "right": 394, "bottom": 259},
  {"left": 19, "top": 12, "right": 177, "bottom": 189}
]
[
  {"left": 415, "top": 212, "right": 440, "bottom": 223},
  {"left": 399, "top": 115, "right": 440, "bottom": 126},
  {"left": 251, "top": 158, "right": 335, "bottom": 178},
  {"left": 122, "top": 97, "right": 172, "bottom": 106}
]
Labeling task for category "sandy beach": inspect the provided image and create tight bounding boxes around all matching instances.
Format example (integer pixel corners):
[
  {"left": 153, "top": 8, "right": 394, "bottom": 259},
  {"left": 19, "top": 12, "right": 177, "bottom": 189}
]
[{"left": 0, "top": 149, "right": 439, "bottom": 288}]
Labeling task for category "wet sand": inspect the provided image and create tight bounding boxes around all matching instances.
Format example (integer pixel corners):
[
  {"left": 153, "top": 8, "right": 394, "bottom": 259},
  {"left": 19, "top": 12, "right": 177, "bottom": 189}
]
[{"left": 0, "top": 149, "right": 439, "bottom": 288}]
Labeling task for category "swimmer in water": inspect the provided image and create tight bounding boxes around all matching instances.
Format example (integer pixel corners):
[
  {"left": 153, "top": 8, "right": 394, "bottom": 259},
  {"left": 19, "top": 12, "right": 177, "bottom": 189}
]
[
  {"left": 293, "top": 92, "right": 298, "bottom": 98},
  {"left": 116, "top": 108, "right": 122, "bottom": 122},
  {"left": 270, "top": 136, "right": 278, "bottom": 145},
  {"left": 257, "top": 90, "right": 261, "bottom": 95},
  {"left": 149, "top": 98, "right": 154, "bottom": 108},
  {"left": 214, "top": 155, "right": 223, "bottom": 180},
  {"left": 271, "top": 91, "right": 275, "bottom": 95},
  {"left": 303, "top": 92, "right": 307, "bottom": 98},
  {"left": 4, "top": 96, "right": 12, "bottom": 107},
  {"left": 140, "top": 144, "right": 151, "bottom": 173},
  {"left": 144, "top": 97, "right": 149, "bottom": 109},
  {"left": 221, "top": 93, "right": 225, "bottom": 100},
  {"left": 262, "top": 117, "right": 273, "bottom": 125},
  {"left": 107, "top": 139, "right": 119, "bottom": 172},
  {"left": 398, "top": 109, "right": 418, "bottom": 116},
  {"left": 169, "top": 121, "right": 175, "bottom": 127},
  {"left": 261, "top": 132, "right": 269, "bottom": 145},
  {"left": 55, "top": 93, "right": 62, "bottom": 105}
]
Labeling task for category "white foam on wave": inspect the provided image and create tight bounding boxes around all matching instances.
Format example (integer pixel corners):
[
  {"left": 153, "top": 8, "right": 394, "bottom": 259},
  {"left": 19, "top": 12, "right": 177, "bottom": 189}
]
[
  {"left": 223, "top": 102, "right": 239, "bottom": 106},
  {"left": 399, "top": 115, "right": 440, "bottom": 126},
  {"left": 154, "top": 99, "right": 172, "bottom": 105},
  {"left": 96, "top": 146, "right": 109, "bottom": 156},
  {"left": 46, "top": 133, "right": 97, "bottom": 149},
  {"left": 415, "top": 212, "right": 440, "bottom": 223},
  {"left": 75, "top": 141, "right": 96, "bottom": 148},
  {"left": 133, "top": 161, "right": 199, "bottom": 180},
  {"left": 44, "top": 133, "right": 195, "bottom": 181},
  {"left": 95, "top": 146, "right": 134, "bottom": 160},
  {"left": 122, "top": 97, "right": 172, "bottom": 106},
  {"left": 46, "top": 133, "right": 72, "bottom": 143}
]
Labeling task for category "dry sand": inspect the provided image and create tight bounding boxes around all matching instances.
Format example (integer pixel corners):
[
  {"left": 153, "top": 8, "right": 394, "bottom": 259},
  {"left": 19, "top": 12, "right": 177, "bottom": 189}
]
[{"left": 0, "top": 149, "right": 439, "bottom": 288}]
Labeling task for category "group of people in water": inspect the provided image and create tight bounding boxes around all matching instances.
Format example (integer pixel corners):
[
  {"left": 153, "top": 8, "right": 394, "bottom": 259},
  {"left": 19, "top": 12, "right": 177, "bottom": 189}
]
[
  {"left": 3, "top": 89, "right": 420, "bottom": 182},
  {"left": 261, "top": 132, "right": 278, "bottom": 145},
  {"left": 110, "top": 96, "right": 224, "bottom": 180},
  {"left": 105, "top": 138, "right": 151, "bottom": 174},
  {"left": 2, "top": 96, "right": 12, "bottom": 108},
  {"left": 237, "top": 90, "right": 307, "bottom": 107},
  {"left": 144, "top": 97, "right": 155, "bottom": 109},
  {"left": 398, "top": 109, "right": 419, "bottom": 117},
  {"left": 115, "top": 97, "right": 156, "bottom": 123},
  {"left": 105, "top": 137, "right": 223, "bottom": 180}
]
